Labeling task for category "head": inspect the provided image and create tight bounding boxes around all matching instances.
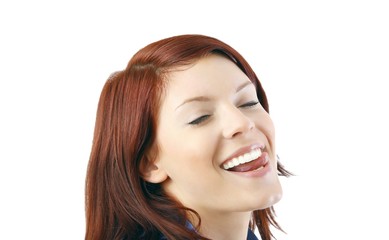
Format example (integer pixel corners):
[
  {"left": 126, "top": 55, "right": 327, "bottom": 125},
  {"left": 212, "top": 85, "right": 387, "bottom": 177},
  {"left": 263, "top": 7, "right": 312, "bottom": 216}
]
[{"left": 85, "top": 34, "right": 291, "bottom": 240}]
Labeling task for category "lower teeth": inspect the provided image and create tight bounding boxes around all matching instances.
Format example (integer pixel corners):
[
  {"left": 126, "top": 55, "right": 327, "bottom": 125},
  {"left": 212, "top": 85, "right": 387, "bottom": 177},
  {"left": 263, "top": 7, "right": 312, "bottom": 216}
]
[{"left": 254, "top": 166, "right": 264, "bottom": 171}]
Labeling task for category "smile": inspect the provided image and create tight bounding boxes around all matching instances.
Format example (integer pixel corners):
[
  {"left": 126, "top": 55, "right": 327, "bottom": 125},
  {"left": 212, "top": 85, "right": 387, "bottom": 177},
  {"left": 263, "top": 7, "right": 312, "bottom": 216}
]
[{"left": 222, "top": 148, "right": 263, "bottom": 170}]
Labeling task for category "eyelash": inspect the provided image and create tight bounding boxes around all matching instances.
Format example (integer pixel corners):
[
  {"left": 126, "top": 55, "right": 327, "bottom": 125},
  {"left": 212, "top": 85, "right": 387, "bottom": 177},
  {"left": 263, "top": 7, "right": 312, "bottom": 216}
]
[
  {"left": 239, "top": 101, "right": 259, "bottom": 108},
  {"left": 188, "top": 115, "right": 211, "bottom": 125},
  {"left": 188, "top": 101, "right": 259, "bottom": 125}
]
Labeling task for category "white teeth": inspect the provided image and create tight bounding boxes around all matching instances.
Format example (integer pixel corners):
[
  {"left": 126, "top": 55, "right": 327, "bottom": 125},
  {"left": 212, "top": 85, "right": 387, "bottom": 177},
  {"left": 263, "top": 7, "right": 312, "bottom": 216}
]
[
  {"left": 227, "top": 161, "right": 234, "bottom": 169},
  {"left": 223, "top": 148, "right": 262, "bottom": 170},
  {"left": 233, "top": 158, "right": 239, "bottom": 166},
  {"left": 243, "top": 153, "right": 251, "bottom": 163},
  {"left": 238, "top": 156, "right": 244, "bottom": 164}
]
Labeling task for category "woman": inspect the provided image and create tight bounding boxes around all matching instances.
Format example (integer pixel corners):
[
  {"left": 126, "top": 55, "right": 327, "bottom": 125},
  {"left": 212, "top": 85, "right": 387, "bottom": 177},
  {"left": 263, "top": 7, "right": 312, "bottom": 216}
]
[{"left": 85, "top": 34, "right": 291, "bottom": 240}]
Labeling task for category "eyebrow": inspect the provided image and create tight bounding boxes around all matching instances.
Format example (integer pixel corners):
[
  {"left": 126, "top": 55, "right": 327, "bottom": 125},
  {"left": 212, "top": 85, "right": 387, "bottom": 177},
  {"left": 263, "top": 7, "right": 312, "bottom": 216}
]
[
  {"left": 236, "top": 81, "right": 253, "bottom": 93},
  {"left": 175, "top": 81, "right": 253, "bottom": 111}
]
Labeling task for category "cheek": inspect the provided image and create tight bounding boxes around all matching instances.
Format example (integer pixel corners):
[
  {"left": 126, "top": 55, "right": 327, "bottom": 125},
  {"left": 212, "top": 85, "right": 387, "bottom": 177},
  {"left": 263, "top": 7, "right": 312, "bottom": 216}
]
[
  {"left": 255, "top": 114, "right": 276, "bottom": 149},
  {"left": 267, "top": 119, "right": 276, "bottom": 143},
  {"left": 157, "top": 127, "right": 217, "bottom": 174},
  {"left": 256, "top": 114, "right": 275, "bottom": 136}
]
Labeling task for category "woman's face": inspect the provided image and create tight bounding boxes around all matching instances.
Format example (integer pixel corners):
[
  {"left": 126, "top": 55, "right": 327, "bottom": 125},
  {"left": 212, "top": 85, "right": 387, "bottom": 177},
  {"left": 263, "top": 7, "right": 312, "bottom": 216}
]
[{"left": 150, "top": 54, "right": 282, "bottom": 215}]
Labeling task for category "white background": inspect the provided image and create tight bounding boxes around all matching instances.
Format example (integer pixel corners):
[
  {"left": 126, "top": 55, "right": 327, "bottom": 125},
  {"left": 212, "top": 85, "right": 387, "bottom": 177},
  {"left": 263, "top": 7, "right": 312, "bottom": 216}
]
[{"left": 1, "top": 1, "right": 388, "bottom": 239}]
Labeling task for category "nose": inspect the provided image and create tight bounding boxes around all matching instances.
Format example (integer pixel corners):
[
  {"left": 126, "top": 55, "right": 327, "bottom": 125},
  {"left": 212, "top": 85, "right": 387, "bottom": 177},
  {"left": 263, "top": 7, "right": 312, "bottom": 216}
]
[{"left": 222, "top": 105, "right": 255, "bottom": 139}]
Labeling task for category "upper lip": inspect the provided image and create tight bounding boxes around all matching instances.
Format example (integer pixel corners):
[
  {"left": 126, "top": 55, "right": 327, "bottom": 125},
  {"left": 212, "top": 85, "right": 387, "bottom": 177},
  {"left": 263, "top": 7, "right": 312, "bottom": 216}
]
[{"left": 220, "top": 143, "right": 265, "bottom": 167}]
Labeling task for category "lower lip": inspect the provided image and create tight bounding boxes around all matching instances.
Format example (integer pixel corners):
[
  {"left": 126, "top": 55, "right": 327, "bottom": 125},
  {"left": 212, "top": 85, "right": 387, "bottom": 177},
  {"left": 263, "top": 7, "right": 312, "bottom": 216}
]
[{"left": 227, "top": 152, "right": 271, "bottom": 178}]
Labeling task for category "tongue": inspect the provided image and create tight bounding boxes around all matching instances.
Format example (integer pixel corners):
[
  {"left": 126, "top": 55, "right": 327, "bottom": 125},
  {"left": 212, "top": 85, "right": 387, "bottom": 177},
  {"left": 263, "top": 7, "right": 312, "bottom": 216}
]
[{"left": 229, "top": 159, "right": 262, "bottom": 172}]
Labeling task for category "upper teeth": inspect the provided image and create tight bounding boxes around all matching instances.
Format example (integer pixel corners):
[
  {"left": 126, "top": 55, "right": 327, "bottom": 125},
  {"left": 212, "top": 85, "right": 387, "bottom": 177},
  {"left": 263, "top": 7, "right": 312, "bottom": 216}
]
[{"left": 223, "top": 148, "right": 262, "bottom": 170}]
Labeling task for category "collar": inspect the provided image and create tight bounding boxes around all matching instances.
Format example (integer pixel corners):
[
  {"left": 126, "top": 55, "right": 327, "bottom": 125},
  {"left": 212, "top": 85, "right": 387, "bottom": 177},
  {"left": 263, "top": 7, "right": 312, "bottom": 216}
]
[
  {"left": 247, "top": 228, "right": 259, "bottom": 240},
  {"left": 184, "top": 222, "right": 259, "bottom": 240}
]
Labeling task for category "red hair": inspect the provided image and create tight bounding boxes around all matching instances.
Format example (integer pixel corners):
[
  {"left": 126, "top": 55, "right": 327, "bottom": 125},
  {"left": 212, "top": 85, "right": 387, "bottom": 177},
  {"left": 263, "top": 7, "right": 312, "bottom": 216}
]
[{"left": 85, "top": 34, "right": 291, "bottom": 240}]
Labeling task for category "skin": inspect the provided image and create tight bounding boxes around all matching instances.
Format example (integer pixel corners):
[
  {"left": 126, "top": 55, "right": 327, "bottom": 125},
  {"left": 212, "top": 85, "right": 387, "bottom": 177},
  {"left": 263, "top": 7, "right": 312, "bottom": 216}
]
[{"left": 144, "top": 54, "right": 282, "bottom": 239}]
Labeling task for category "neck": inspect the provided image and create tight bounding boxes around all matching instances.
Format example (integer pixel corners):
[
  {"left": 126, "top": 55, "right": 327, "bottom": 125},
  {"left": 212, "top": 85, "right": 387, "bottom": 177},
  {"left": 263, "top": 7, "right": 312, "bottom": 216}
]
[{"left": 190, "top": 211, "right": 252, "bottom": 240}]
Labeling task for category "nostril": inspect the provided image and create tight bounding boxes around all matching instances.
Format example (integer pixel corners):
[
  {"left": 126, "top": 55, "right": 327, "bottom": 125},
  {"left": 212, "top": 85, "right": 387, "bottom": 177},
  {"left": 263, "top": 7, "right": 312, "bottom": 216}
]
[
  {"left": 224, "top": 119, "right": 254, "bottom": 139},
  {"left": 231, "top": 131, "right": 243, "bottom": 138},
  {"left": 248, "top": 120, "right": 255, "bottom": 130}
]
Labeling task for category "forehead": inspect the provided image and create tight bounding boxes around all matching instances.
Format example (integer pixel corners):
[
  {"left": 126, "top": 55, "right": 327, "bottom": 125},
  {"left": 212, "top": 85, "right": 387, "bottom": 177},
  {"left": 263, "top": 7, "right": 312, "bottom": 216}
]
[{"left": 164, "top": 54, "right": 251, "bottom": 100}]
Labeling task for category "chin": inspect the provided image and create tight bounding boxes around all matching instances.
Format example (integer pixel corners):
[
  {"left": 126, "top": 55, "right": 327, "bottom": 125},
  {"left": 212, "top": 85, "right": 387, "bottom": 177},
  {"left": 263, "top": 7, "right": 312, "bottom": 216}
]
[
  {"left": 262, "top": 191, "right": 283, "bottom": 209},
  {"left": 250, "top": 184, "right": 283, "bottom": 211}
]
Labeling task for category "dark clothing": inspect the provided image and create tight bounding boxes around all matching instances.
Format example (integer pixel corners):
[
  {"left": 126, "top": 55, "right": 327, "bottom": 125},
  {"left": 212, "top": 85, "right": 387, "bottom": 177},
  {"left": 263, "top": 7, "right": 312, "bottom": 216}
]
[
  {"left": 247, "top": 229, "right": 259, "bottom": 240},
  {"left": 160, "top": 228, "right": 259, "bottom": 239}
]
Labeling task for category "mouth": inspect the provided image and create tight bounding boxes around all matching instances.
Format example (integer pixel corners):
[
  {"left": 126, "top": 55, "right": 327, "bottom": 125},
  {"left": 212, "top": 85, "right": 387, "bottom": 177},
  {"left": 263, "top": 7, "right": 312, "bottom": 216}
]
[{"left": 221, "top": 147, "right": 269, "bottom": 173}]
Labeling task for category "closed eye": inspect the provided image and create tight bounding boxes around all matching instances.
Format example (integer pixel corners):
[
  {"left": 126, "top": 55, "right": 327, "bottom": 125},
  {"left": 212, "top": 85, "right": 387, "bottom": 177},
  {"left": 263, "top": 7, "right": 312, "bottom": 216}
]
[
  {"left": 239, "top": 101, "right": 259, "bottom": 108},
  {"left": 188, "top": 115, "right": 210, "bottom": 125}
]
